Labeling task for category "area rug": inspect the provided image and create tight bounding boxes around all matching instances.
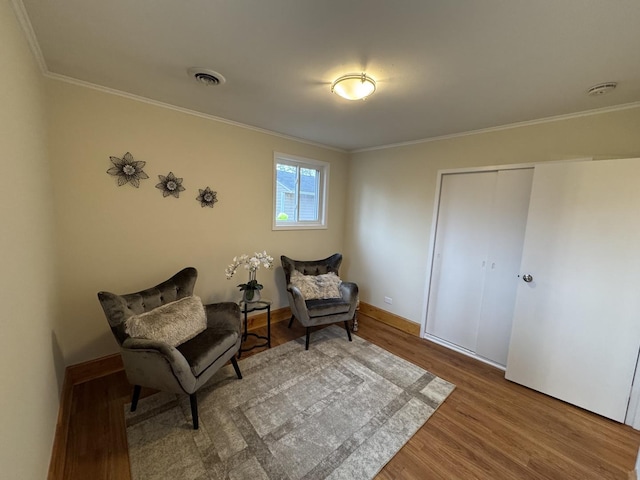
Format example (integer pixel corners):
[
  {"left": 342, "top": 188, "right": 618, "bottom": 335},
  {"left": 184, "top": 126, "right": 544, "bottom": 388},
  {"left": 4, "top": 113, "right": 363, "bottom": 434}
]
[{"left": 125, "top": 325, "right": 455, "bottom": 479}]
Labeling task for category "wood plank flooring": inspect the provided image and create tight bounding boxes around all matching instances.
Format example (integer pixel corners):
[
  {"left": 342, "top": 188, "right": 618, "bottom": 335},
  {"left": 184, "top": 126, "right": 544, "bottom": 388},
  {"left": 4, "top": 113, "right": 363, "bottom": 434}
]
[{"left": 62, "top": 315, "right": 640, "bottom": 479}]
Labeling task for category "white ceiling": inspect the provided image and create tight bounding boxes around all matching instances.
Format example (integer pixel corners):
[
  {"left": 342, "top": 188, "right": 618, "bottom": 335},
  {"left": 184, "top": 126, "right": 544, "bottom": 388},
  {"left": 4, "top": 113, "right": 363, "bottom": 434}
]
[{"left": 19, "top": 0, "right": 640, "bottom": 151}]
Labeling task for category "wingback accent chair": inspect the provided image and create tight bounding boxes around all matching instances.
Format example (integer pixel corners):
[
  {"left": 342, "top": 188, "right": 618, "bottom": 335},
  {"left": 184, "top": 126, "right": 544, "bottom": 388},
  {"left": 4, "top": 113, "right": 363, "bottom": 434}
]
[
  {"left": 281, "top": 253, "right": 359, "bottom": 349},
  {"left": 97, "top": 267, "right": 242, "bottom": 429}
]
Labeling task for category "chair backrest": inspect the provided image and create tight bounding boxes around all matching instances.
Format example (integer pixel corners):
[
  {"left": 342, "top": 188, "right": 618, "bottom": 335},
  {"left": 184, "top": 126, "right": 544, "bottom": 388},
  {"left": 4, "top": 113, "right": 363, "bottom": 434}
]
[
  {"left": 281, "top": 253, "right": 342, "bottom": 285},
  {"left": 97, "top": 267, "right": 198, "bottom": 345}
]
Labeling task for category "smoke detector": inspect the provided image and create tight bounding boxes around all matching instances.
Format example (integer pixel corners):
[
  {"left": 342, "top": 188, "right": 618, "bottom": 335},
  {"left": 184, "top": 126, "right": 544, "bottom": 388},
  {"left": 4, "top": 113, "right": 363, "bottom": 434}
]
[
  {"left": 187, "top": 67, "right": 226, "bottom": 86},
  {"left": 587, "top": 82, "right": 617, "bottom": 96}
]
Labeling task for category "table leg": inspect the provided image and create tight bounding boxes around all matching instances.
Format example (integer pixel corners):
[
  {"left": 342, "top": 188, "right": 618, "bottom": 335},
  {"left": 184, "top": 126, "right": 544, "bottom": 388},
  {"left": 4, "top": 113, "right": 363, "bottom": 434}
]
[
  {"left": 352, "top": 312, "right": 358, "bottom": 332},
  {"left": 238, "top": 306, "right": 248, "bottom": 359},
  {"left": 267, "top": 305, "right": 271, "bottom": 348},
  {"left": 243, "top": 308, "right": 249, "bottom": 340}
]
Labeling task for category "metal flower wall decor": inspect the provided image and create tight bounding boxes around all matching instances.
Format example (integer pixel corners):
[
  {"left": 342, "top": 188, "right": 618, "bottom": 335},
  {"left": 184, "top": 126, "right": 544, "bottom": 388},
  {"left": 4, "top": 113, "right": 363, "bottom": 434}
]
[
  {"left": 196, "top": 186, "right": 218, "bottom": 208},
  {"left": 107, "top": 152, "right": 149, "bottom": 188},
  {"left": 156, "top": 172, "right": 185, "bottom": 198},
  {"left": 107, "top": 151, "right": 219, "bottom": 210}
]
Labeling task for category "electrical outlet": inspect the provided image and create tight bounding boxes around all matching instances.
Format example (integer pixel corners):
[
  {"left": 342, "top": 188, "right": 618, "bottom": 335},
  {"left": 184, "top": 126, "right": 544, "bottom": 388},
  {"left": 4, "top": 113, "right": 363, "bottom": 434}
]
[{"left": 384, "top": 296, "right": 393, "bottom": 305}]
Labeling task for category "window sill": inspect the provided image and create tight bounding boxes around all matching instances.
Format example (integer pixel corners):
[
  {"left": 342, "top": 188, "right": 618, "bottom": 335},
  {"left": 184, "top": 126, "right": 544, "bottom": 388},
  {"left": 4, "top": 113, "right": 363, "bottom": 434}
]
[{"left": 272, "top": 223, "right": 328, "bottom": 231}]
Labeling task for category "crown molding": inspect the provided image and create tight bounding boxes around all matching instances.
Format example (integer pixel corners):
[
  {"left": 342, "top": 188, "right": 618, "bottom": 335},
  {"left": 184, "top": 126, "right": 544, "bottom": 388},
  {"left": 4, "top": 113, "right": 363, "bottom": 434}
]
[
  {"left": 11, "top": 0, "right": 47, "bottom": 73},
  {"left": 45, "top": 72, "right": 346, "bottom": 153},
  {"left": 351, "top": 101, "right": 640, "bottom": 154},
  {"left": 11, "top": 0, "right": 345, "bottom": 154}
]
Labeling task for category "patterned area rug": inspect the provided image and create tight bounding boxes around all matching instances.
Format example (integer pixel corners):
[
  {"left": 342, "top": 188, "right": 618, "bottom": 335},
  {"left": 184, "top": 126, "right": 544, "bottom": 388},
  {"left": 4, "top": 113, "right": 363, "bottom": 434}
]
[{"left": 125, "top": 325, "right": 455, "bottom": 479}]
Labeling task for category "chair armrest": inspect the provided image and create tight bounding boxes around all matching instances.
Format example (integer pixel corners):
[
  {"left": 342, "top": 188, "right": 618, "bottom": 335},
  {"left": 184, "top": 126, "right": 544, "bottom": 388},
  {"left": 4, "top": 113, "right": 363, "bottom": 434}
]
[
  {"left": 340, "top": 282, "right": 359, "bottom": 302},
  {"left": 121, "top": 337, "right": 196, "bottom": 393},
  {"left": 341, "top": 282, "right": 359, "bottom": 318},
  {"left": 203, "top": 302, "right": 241, "bottom": 335},
  {"left": 122, "top": 336, "right": 181, "bottom": 355},
  {"left": 287, "top": 285, "right": 311, "bottom": 323},
  {"left": 288, "top": 284, "right": 307, "bottom": 304}
]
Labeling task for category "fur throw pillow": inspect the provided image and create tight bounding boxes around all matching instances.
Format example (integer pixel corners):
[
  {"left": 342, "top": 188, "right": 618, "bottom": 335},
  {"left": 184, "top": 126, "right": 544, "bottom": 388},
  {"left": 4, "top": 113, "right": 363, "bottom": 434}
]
[
  {"left": 125, "top": 295, "right": 206, "bottom": 346},
  {"left": 290, "top": 270, "right": 342, "bottom": 300}
]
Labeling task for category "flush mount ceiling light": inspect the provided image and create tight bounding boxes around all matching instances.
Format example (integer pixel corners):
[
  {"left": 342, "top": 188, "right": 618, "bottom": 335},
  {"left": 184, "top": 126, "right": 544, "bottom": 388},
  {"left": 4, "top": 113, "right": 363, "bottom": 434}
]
[
  {"left": 587, "top": 82, "right": 617, "bottom": 96},
  {"left": 331, "top": 73, "right": 376, "bottom": 100},
  {"left": 187, "top": 67, "right": 226, "bottom": 86}
]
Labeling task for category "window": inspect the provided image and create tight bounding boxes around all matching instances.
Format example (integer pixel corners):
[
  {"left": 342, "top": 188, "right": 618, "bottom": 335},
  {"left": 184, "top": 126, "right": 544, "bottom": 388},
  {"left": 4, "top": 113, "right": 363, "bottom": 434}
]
[{"left": 273, "top": 152, "right": 328, "bottom": 230}]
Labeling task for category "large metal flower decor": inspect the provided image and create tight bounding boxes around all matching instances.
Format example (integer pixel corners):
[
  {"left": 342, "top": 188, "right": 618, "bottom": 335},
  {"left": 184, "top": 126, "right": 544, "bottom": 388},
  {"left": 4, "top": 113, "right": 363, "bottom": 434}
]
[
  {"left": 107, "top": 152, "right": 149, "bottom": 188},
  {"left": 196, "top": 186, "right": 218, "bottom": 208},
  {"left": 156, "top": 172, "right": 185, "bottom": 198}
]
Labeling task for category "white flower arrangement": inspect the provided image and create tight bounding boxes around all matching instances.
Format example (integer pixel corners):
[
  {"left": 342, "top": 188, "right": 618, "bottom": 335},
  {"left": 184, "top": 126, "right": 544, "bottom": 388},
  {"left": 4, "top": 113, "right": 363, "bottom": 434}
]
[
  {"left": 225, "top": 251, "right": 274, "bottom": 279},
  {"left": 225, "top": 251, "right": 274, "bottom": 301}
]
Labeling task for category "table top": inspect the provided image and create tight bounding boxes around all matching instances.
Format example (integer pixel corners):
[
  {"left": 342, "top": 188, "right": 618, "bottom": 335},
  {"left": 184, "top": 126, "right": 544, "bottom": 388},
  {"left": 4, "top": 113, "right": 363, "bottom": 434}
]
[{"left": 239, "top": 299, "right": 271, "bottom": 313}]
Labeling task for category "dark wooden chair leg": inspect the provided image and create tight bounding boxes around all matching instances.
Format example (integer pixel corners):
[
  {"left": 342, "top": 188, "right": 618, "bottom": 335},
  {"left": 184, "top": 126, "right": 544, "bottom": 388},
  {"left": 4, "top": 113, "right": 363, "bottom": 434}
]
[
  {"left": 231, "top": 357, "right": 243, "bottom": 379},
  {"left": 130, "top": 385, "right": 141, "bottom": 412},
  {"left": 344, "top": 321, "right": 353, "bottom": 342},
  {"left": 190, "top": 393, "right": 199, "bottom": 430},
  {"left": 288, "top": 315, "right": 294, "bottom": 328},
  {"left": 305, "top": 327, "right": 311, "bottom": 350}
]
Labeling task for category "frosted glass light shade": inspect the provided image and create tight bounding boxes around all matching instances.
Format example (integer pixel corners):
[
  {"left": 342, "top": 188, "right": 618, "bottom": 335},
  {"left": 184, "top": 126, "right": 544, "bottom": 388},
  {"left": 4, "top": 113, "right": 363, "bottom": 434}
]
[{"left": 331, "top": 73, "right": 376, "bottom": 100}]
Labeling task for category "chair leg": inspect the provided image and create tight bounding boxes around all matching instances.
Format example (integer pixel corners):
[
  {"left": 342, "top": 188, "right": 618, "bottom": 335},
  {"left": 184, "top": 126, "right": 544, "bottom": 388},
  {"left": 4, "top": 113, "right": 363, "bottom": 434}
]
[
  {"left": 288, "top": 315, "right": 294, "bottom": 328},
  {"left": 190, "top": 393, "right": 199, "bottom": 430},
  {"left": 130, "top": 385, "right": 141, "bottom": 412},
  {"left": 344, "top": 321, "right": 352, "bottom": 342},
  {"left": 231, "top": 356, "right": 243, "bottom": 379},
  {"left": 305, "top": 327, "right": 311, "bottom": 350}
]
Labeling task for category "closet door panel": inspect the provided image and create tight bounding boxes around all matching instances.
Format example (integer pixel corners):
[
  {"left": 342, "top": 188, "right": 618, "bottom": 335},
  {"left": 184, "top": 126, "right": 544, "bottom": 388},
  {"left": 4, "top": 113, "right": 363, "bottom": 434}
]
[
  {"left": 475, "top": 168, "right": 533, "bottom": 365},
  {"left": 426, "top": 171, "right": 496, "bottom": 351},
  {"left": 506, "top": 158, "right": 640, "bottom": 421}
]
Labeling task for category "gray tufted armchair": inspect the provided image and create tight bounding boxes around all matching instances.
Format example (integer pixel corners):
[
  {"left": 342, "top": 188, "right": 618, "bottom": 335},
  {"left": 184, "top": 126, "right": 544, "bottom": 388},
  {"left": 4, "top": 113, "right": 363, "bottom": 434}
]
[
  {"left": 281, "top": 253, "right": 359, "bottom": 349},
  {"left": 97, "top": 267, "right": 242, "bottom": 429}
]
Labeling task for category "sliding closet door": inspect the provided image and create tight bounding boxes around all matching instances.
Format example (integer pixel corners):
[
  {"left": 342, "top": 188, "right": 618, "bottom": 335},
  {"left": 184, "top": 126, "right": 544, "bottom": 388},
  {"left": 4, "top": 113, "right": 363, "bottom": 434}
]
[
  {"left": 426, "top": 167, "right": 533, "bottom": 366},
  {"left": 426, "top": 171, "right": 496, "bottom": 351},
  {"left": 475, "top": 168, "right": 533, "bottom": 365}
]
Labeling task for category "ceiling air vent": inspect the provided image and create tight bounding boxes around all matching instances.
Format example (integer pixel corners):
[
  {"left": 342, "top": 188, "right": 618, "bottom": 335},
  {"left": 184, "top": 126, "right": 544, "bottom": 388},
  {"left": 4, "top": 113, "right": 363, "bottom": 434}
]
[
  {"left": 187, "top": 67, "right": 226, "bottom": 86},
  {"left": 587, "top": 82, "right": 617, "bottom": 96}
]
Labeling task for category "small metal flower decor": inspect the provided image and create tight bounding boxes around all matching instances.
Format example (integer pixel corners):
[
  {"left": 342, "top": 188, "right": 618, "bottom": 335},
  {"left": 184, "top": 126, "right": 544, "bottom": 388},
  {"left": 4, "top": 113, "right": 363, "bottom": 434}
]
[
  {"left": 225, "top": 251, "right": 274, "bottom": 302},
  {"left": 107, "top": 152, "right": 149, "bottom": 188},
  {"left": 196, "top": 186, "right": 218, "bottom": 208},
  {"left": 156, "top": 172, "right": 185, "bottom": 198}
]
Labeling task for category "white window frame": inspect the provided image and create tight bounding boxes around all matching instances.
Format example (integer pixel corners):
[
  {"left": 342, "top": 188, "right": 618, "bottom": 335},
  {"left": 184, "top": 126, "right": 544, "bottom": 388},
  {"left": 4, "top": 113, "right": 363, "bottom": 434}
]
[{"left": 273, "top": 152, "right": 329, "bottom": 230}]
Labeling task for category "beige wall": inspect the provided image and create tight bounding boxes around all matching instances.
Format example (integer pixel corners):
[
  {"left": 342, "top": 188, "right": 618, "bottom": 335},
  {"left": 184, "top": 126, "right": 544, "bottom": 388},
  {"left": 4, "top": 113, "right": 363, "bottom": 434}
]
[
  {"left": 0, "top": 1, "right": 61, "bottom": 478},
  {"left": 345, "top": 107, "right": 640, "bottom": 326},
  {"left": 46, "top": 79, "right": 350, "bottom": 365}
]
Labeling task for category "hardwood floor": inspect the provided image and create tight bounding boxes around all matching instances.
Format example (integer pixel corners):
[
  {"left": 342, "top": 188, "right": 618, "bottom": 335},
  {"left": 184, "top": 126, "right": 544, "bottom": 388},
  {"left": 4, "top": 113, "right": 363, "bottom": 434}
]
[{"left": 62, "top": 315, "right": 640, "bottom": 479}]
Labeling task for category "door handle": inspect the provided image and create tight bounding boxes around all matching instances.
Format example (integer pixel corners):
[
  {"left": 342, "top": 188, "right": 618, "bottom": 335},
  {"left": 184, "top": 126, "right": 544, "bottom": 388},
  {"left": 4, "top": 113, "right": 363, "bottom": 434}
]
[{"left": 522, "top": 274, "right": 533, "bottom": 283}]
